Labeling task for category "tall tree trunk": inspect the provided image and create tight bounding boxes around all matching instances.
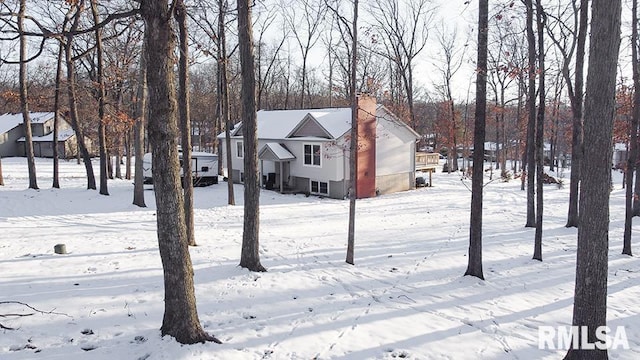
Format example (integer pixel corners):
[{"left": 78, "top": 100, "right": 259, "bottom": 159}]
[
  {"left": 346, "top": 0, "right": 359, "bottom": 266},
  {"left": 533, "top": 0, "right": 545, "bottom": 261},
  {"left": 525, "top": 0, "right": 536, "bottom": 228},
  {"left": 566, "top": 0, "right": 589, "bottom": 228},
  {"left": 64, "top": 8, "right": 96, "bottom": 190},
  {"left": 141, "top": 0, "right": 219, "bottom": 344},
  {"left": 91, "top": 0, "right": 109, "bottom": 196},
  {"left": 19, "top": 0, "right": 38, "bottom": 190},
  {"left": 465, "top": 0, "right": 488, "bottom": 280},
  {"left": 238, "top": 0, "right": 266, "bottom": 272},
  {"left": 133, "top": 46, "right": 147, "bottom": 208},
  {"left": 53, "top": 43, "right": 64, "bottom": 189},
  {"left": 219, "top": 0, "right": 235, "bottom": 206},
  {"left": 176, "top": 0, "right": 196, "bottom": 247},
  {"left": 623, "top": 0, "right": 639, "bottom": 256},
  {"left": 564, "top": 0, "right": 621, "bottom": 358},
  {"left": 0, "top": 157, "right": 3, "bottom": 185}
]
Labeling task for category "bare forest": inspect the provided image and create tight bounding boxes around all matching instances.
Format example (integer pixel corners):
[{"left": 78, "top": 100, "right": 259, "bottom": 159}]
[{"left": 0, "top": 0, "right": 635, "bottom": 357}]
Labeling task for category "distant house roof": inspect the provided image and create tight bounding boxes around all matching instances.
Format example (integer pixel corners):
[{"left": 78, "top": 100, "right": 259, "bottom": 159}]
[
  {"left": 17, "top": 128, "right": 75, "bottom": 143},
  {"left": 0, "top": 112, "right": 55, "bottom": 134}
]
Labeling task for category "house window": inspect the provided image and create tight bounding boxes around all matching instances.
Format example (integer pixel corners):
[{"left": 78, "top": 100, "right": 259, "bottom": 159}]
[
  {"left": 237, "top": 141, "right": 244, "bottom": 158},
  {"left": 304, "top": 144, "right": 321, "bottom": 166},
  {"left": 311, "top": 180, "right": 328, "bottom": 195}
]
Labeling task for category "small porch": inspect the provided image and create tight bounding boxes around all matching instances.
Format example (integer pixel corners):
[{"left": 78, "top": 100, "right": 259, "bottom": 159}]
[{"left": 258, "top": 143, "right": 296, "bottom": 193}]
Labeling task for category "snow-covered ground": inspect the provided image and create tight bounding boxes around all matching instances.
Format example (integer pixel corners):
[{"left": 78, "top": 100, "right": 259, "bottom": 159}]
[{"left": 0, "top": 157, "right": 638, "bottom": 360}]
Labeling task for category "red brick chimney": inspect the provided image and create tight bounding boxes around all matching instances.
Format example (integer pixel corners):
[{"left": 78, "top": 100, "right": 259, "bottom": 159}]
[{"left": 356, "top": 94, "right": 377, "bottom": 198}]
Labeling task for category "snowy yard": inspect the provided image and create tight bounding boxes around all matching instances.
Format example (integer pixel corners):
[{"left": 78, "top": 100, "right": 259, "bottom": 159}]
[{"left": 0, "top": 157, "right": 638, "bottom": 359}]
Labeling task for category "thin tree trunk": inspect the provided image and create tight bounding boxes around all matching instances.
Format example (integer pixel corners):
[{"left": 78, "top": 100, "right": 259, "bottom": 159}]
[
  {"left": 53, "top": 43, "right": 64, "bottom": 189},
  {"left": 140, "top": 0, "right": 218, "bottom": 344},
  {"left": 465, "top": 0, "right": 488, "bottom": 280},
  {"left": 125, "top": 131, "right": 132, "bottom": 180},
  {"left": 238, "top": 0, "right": 266, "bottom": 272},
  {"left": 533, "top": 0, "right": 545, "bottom": 261},
  {"left": 91, "top": 0, "right": 109, "bottom": 196},
  {"left": 623, "top": 0, "right": 639, "bottom": 256},
  {"left": 19, "top": 0, "right": 38, "bottom": 190},
  {"left": 176, "top": 0, "right": 196, "bottom": 247},
  {"left": 566, "top": 0, "right": 589, "bottom": 228},
  {"left": 219, "top": 0, "right": 235, "bottom": 206},
  {"left": 525, "top": 0, "right": 536, "bottom": 228},
  {"left": 133, "top": 46, "right": 147, "bottom": 208},
  {"left": 0, "top": 157, "right": 3, "bottom": 186},
  {"left": 64, "top": 8, "right": 96, "bottom": 190},
  {"left": 564, "top": 0, "right": 621, "bottom": 358},
  {"left": 346, "top": 0, "right": 359, "bottom": 266}
]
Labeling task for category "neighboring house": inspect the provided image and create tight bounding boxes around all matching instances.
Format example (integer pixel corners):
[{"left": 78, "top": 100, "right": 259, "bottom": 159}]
[
  {"left": 219, "top": 95, "right": 420, "bottom": 199},
  {"left": 613, "top": 143, "right": 628, "bottom": 169},
  {"left": 0, "top": 112, "right": 84, "bottom": 158}
]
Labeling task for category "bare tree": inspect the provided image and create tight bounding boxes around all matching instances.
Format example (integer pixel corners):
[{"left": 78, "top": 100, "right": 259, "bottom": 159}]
[
  {"left": 623, "top": 0, "right": 639, "bottom": 256},
  {"left": 140, "top": 0, "right": 219, "bottom": 344},
  {"left": 254, "top": 4, "right": 285, "bottom": 109},
  {"left": 347, "top": 0, "right": 358, "bottom": 265},
  {"left": 281, "top": 0, "right": 326, "bottom": 108},
  {"left": 91, "top": 0, "right": 109, "bottom": 196},
  {"left": 18, "top": 0, "right": 38, "bottom": 190},
  {"left": 546, "top": 0, "right": 588, "bottom": 228},
  {"left": 465, "top": 0, "right": 488, "bottom": 280},
  {"left": 433, "top": 24, "right": 465, "bottom": 173},
  {"left": 175, "top": 0, "right": 196, "bottom": 246},
  {"left": 568, "top": 0, "right": 588, "bottom": 227},
  {"left": 486, "top": 16, "right": 517, "bottom": 180},
  {"left": 367, "top": 0, "right": 432, "bottom": 128},
  {"left": 132, "top": 45, "right": 146, "bottom": 208},
  {"left": 533, "top": 0, "right": 546, "bottom": 261},
  {"left": 52, "top": 43, "right": 64, "bottom": 189},
  {"left": 238, "top": 0, "right": 266, "bottom": 272},
  {"left": 524, "top": 0, "right": 536, "bottom": 228},
  {"left": 63, "top": 2, "right": 96, "bottom": 190},
  {"left": 217, "top": 0, "right": 235, "bottom": 205},
  {"left": 326, "top": 0, "right": 359, "bottom": 264},
  {"left": 564, "top": 0, "right": 621, "bottom": 358}
]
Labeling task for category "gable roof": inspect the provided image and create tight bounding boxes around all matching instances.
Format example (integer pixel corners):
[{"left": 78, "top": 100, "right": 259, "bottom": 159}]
[
  {"left": 258, "top": 143, "right": 296, "bottom": 161},
  {"left": 287, "top": 114, "right": 332, "bottom": 139},
  {"left": 223, "top": 105, "right": 419, "bottom": 141},
  {"left": 0, "top": 112, "right": 56, "bottom": 135},
  {"left": 228, "top": 108, "right": 351, "bottom": 140},
  {"left": 0, "top": 112, "right": 54, "bottom": 134}
]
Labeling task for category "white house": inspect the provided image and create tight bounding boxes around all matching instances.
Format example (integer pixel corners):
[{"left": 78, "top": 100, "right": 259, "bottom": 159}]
[
  {"left": 219, "top": 95, "right": 419, "bottom": 199},
  {"left": 0, "top": 112, "right": 85, "bottom": 158}
]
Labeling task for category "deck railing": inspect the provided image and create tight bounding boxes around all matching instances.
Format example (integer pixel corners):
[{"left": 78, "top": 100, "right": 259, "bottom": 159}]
[{"left": 416, "top": 152, "right": 439, "bottom": 170}]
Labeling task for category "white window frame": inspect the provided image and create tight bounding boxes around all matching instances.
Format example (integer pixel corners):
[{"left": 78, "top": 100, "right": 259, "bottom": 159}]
[
  {"left": 303, "top": 143, "right": 321, "bottom": 167},
  {"left": 236, "top": 141, "right": 244, "bottom": 159},
  {"left": 310, "top": 180, "right": 329, "bottom": 195}
]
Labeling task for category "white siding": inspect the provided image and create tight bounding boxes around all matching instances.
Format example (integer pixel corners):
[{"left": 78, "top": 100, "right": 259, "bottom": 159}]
[
  {"left": 375, "top": 117, "right": 415, "bottom": 176},
  {"left": 283, "top": 140, "right": 345, "bottom": 182}
]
